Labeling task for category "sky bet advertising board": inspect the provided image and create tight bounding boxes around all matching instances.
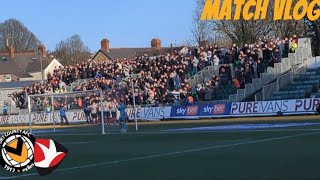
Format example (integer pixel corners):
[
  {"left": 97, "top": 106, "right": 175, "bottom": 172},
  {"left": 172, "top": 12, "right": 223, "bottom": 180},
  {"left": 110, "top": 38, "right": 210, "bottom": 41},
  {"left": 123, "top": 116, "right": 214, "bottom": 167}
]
[{"left": 170, "top": 103, "right": 231, "bottom": 117}]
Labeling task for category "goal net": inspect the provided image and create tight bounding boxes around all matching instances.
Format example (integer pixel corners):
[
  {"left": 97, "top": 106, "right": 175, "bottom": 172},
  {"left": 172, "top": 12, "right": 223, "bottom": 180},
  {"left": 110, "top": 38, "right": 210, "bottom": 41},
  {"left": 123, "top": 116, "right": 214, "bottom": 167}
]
[{"left": 27, "top": 90, "right": 107, "bottom": 135}]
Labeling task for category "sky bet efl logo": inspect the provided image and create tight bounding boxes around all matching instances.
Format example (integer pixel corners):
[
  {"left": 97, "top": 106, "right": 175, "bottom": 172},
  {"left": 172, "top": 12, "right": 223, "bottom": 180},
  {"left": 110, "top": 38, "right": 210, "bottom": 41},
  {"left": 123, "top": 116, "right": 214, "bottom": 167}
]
[
  {"left": 176, "top": 106, "right": 199, "bottom": 116},
  {"left": 203, "top": 104, "right": 226, "bottom": 114},
  {"left": 0, "top": 130, "right": 67, "bottom": 176}
]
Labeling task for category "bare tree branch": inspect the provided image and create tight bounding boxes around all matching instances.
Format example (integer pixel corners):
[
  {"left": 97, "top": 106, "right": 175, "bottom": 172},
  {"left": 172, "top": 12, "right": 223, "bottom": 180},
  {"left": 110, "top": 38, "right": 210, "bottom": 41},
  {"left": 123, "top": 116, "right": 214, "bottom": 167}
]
[
  {"left": 0, "top": 19, "right": 41, "bottom": 53},
  {"left": 52, "top": 35, "right": 91, "bottom": 65}
]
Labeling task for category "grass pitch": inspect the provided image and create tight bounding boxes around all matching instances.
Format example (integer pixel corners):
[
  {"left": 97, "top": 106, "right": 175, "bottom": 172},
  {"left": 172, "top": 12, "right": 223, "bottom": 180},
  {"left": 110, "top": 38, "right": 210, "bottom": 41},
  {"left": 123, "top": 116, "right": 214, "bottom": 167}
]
[{"left": 1, "top": 116, "right": 320, "bottom": 180}]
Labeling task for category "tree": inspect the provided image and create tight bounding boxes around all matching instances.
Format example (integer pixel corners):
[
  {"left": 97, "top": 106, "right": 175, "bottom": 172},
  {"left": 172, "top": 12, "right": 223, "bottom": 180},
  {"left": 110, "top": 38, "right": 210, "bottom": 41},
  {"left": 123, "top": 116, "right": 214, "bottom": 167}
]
[
  {"left": 269, "top": 0, "right": 306, "bottom": 39},
  {"left": 189, "top": 0, "right": 213, "bottom": 46},
  {"left": 196, "top": 0, "right": 274, "bottom": 44},
  {"left": 53, "top": 35, "right": 91, "bottom": 65},
  {"left": 305, "top": 4, "right": 320, "bottom": 56},
  {"left": 193, "top": 0, "right": 307, "bottom": 45},
  {"left": 273, "top": 20, "right": 306, "bottom": 38},
  {"left": 0, "top": 19, "right": 41, "bottom": 53},
  {"left": 188, "top": 0, "right": 232, "bottom": 47},
  {"left": 212, "top": 18, "right": 274, "bottom": 44}
]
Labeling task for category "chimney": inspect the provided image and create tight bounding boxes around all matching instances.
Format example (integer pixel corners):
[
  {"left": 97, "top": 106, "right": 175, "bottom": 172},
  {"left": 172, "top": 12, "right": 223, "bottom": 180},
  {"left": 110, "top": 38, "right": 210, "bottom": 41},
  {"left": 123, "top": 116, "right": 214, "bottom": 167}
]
[
  {"left": 38, "top": 44, "right": 47, "bottom": 57},
  {"left": 151, "top": 38, "right": 161, "bottom": 50},
  {"left": 101, "top": 39, "right": 110, "bottom": 52},
  {"left": 6, "top": 46, "right": 15, "bottom": 58}
]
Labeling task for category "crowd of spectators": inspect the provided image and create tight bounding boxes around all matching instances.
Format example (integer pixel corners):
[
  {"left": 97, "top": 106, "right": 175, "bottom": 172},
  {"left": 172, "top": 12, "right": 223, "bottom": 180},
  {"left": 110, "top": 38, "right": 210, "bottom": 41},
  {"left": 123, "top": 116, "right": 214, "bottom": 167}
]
[
  {"left": 193, "top": 36, "right": 296, "bottom": 95},
  {"left": 10, "top": 35, "right": 299, "bottom": 110}
]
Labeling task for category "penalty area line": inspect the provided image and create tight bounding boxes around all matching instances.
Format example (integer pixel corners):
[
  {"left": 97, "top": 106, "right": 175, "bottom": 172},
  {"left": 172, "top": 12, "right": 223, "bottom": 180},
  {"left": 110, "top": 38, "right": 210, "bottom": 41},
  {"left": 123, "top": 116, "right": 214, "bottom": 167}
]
[{"left": 1, "top": 131, "right": 320, "bottom": 179}]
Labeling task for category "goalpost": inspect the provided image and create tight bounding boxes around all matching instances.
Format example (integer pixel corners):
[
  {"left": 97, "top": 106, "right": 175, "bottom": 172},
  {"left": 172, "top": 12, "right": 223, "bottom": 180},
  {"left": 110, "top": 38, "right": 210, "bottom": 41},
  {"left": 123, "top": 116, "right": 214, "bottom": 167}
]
[{"left": 27, "top": 90, "right": 106, "bottom": 134}]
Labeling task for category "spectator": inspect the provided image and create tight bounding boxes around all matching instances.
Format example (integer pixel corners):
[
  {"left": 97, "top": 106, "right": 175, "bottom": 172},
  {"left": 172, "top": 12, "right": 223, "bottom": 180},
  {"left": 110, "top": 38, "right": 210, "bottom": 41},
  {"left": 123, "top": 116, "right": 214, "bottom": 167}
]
[
  {"left": 95, "top": 71, "right": 102, "bottom": 79},
  {"left": 252, "top": 61, "right": 258, "bottom": 79},
  {"left": 232, "top": 78, "right": 240, "bottom": 89},
  {"left": 77, "top": 97, "right": 83, "bottom": 109},
  {"left": 272, "top": 47, "right": 281, "bottom": 63},
  {"left": 213, "top": 55, "right": 220, "bottom": 66},
  {"left": 59, "top": 80, "right": 66, "bottom": 90},
  {"left": 173, "top": 74, "right": 182, "bottom": 90},
  {"left": 283, "top": 38, "right": 290, "bottom": 57},
  {"left": 187, "top": 94, "right": 194, "bottom": 106},
  {"left": 219, "top": 67, "right": 230, "bottom": 86},
  {"left": 192, "top": 56, "right": 199, "bottom": 75},
  {"left": 290, "top": 39, "right": 298, "bottom": 53},
  {"left": 44, "top": 103, "right": 51, "bottom": 113}
]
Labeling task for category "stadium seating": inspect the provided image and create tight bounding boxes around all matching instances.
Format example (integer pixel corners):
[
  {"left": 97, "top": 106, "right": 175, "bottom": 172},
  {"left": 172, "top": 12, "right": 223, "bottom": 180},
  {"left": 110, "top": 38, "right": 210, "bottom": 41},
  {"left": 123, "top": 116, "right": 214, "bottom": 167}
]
[{"left": 268, "top": 67, "right": 320, "bottom": 100}]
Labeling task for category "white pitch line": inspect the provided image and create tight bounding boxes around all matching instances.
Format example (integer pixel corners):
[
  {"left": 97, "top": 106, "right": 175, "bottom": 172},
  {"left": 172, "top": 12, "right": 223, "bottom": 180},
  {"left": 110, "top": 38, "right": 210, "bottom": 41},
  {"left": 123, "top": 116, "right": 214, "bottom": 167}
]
[
  {"left": 1, "top": 131, "right": 320, "bottom": 180},
  {"left": 35, "top": 133, "right": 99, "bottom": 136},
  {"left": 44, "top": 128, "right": 320, "bottom": 136}
]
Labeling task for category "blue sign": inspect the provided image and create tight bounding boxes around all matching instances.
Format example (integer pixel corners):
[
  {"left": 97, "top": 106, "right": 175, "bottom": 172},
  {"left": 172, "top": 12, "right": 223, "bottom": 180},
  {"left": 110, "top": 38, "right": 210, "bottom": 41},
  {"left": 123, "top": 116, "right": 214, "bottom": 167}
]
[
  {"left": 170, "top": 105, "right": 200, "bottom": 117},
  {"left": 170, "top": 103, "right": 231, "bottom": 117},
  {"left": 198, "top": 103, "right": 231, "bottom": 116}
]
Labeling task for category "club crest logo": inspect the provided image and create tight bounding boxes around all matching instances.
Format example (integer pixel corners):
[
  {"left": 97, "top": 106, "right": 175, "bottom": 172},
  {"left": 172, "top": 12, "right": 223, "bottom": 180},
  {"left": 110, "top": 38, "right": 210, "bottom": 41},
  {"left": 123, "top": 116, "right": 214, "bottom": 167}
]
[{"left": 0, "top": 130, "right": 68, "bottom": 176}]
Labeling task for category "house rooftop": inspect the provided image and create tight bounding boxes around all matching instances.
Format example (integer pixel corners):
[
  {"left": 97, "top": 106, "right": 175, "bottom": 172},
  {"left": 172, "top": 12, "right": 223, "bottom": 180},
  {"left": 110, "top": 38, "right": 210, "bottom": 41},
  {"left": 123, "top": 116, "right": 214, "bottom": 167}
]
[
  {"left": 92, "top": 38, "right": 185, "bottom": 62},
  {"left": 0, "top": 44, "right": 55, "bottom": 79}
]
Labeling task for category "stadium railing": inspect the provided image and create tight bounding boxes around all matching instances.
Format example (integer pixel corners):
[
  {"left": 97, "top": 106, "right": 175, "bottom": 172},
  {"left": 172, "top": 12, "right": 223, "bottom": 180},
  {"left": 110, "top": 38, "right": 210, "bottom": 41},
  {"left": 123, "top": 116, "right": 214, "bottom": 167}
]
[
  {"left": 278, "top": 72, "right": 293, "bottom": 90},
  {"left": 65, "top": 78, "right": 93, "bottom": 92},
  {"left": 254, "top": 92, "right": 263, "bottom": 101},
  {"left": 0, "top": 100, "right": 20, "bottom": 115},
  {"left": 188, "top": 64, "right": 233, "bottom": 87},
  {"left": 261, "top": 69, "right": 295, "bottom": 101},
  {"left": 262, "top": 81, "right": 279, "bottom": 101}
]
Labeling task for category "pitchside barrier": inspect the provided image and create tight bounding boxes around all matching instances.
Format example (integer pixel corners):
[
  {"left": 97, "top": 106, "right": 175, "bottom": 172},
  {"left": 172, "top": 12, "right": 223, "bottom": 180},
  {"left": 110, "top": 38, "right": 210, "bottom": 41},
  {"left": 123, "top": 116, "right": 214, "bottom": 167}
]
[{"left": 0, "top": 98, "right": 319, "bottom": 126}]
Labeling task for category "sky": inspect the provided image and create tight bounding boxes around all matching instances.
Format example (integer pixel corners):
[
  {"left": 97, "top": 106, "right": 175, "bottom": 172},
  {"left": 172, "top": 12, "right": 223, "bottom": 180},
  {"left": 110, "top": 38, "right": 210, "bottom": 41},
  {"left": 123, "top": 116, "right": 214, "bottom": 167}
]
[{"left": 0, "top": 0, "right": 195, "bottom": 52}]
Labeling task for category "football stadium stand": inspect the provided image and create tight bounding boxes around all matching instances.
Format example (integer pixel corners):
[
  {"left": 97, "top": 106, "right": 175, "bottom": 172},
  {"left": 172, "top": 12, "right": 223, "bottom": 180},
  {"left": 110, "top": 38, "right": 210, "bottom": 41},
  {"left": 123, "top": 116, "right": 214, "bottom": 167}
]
[{"left": 0, "top": 36, "right": 317, "bottom": 116}]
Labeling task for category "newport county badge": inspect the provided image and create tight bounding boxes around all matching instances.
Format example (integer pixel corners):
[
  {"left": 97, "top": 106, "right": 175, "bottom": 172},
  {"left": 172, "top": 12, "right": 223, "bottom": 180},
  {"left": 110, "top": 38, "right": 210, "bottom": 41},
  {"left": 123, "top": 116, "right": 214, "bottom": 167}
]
[{"left": 0, "top": 130, "right": 36, "bottom": 173}]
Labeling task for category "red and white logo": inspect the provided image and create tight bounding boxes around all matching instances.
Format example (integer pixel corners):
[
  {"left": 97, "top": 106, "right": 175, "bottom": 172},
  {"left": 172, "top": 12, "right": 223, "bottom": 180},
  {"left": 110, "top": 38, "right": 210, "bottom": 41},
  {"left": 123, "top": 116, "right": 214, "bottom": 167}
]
[
  {"left": 186, "top": 106, "right": 199, "bottom": 116},
  {"left": 34, "top": 139, "right": 68, "bottom": 176},
  {"left": 213, "top": 104, "right": 226, "bottom": 114}
]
